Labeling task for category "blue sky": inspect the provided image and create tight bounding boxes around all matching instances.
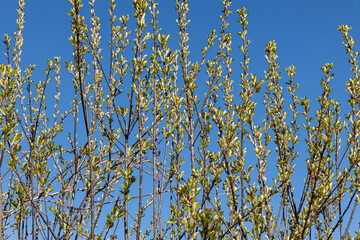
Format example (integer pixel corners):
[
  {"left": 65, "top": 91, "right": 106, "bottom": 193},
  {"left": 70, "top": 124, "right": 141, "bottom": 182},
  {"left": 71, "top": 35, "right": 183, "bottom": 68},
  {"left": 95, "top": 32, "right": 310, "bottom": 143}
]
[
  {"left": 1, "top": 0, "right": 360, "bottom": 99},
  {"left": 1, "top": 0, "right": 360, "bottom": 238},
  {"left": 1, "top": 0, "right": 360, "bottom": 107}
]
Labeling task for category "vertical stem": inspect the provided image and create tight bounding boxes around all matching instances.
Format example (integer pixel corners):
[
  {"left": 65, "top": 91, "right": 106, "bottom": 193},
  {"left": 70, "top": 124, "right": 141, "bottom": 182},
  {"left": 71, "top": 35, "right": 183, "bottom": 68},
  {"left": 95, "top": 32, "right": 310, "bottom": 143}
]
[
  {"left": 124, "top": 137, "right": 129, "bottom": 240},
  {"left": 30, "top": 148, "right": 35, "bottom": 240},
  {"left": 136, "top": 91, "right": 143, "bottom": 240},
  {"left": 152, "top": 81, "right": 158, "bottom": 239},
  {"left": 133, "top": 2, "right": 147, "bottom": 238},
  {"left": 152, "top": 18, "right": 159, "bottom": 240},
  {"left": 135, "top": 44, "right": 144, "bottom": 239},
  {"left": 150, "top": 1, "right": 159, "bottom": 235},
  {"left": 71, "top": 0, "right": 93, "bottom": 237},
  {"left": 188, "top": 116, "right": 195, "bottom": 170},
  {"left": 0, "top": 172, "right": 3, "bottom": 240},
  {"left": 176, "top": 0, "right": 195, "bottom": 170},
  {"left": 0, "top": 132, "right": 5, "bottom": 240},
  {"left": 89, "top": 136, "right": 94, "bottom": 239}
]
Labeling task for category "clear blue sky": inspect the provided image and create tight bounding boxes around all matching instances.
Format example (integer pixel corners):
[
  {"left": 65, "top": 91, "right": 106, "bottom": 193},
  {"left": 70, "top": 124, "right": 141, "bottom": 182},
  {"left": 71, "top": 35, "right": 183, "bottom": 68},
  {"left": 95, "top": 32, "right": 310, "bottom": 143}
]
[
  {"left": 1, "top": 0, "right": 360, "bottom": 99},
  {"left": 1, "top": 0, "right": 360, "bottom": 238},
  {"left": 2, "top": 0, "right": 360, "bottom": 99}
]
